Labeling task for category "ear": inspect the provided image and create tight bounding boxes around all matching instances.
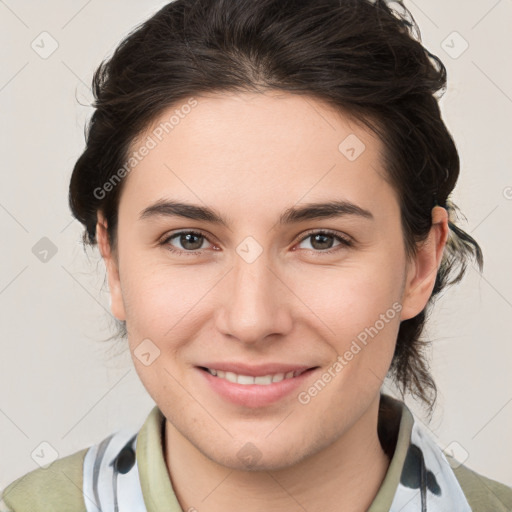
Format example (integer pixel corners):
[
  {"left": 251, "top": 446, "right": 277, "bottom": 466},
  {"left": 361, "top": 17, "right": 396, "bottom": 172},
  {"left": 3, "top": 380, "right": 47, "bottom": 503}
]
[
  {"left": 400, "top": 206, "right": 449, "bottom": 321},
  {"left": 96, "top": 212, "right": 126, "bottom": 321}
]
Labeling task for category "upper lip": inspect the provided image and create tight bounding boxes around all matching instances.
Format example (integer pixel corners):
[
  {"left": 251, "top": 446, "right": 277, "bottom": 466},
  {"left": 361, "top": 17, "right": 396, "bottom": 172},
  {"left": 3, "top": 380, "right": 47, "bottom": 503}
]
[{"left": 197, "top": 362, "right": 318, "bottom": 377}]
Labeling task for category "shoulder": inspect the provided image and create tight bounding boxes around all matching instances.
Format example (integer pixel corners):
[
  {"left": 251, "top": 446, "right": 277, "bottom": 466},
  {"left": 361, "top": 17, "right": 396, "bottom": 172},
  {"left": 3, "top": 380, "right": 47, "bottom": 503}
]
[
  {"left": 0, "top": 407, "right": 159, "bottom": 512},
  {"left": 447, "top": 455, "right": 512, "bottom": 512},
  {"left": 0, "top": 447, "right": 88, "bottom": 512}
]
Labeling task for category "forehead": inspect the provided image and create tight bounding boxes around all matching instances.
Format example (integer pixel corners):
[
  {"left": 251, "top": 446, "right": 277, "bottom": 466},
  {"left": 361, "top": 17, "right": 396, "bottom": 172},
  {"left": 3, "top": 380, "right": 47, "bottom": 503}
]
[{"left": 119, "top": 91, "right": 397, "bottom": 221}]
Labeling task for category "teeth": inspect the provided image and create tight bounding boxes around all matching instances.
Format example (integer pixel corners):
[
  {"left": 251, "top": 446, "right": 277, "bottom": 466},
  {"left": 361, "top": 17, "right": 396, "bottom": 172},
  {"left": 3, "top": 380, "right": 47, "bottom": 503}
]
[
  {"left": 205, "top": 367, "right": 303, "bottom": 385},
  {"left": 225, "top": 371, "right": 237, "bottom": 383}
]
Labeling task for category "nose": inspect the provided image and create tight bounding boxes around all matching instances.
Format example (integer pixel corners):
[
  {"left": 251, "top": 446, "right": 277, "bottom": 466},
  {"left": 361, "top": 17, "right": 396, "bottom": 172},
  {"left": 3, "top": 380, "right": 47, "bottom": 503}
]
[{"left": 215, "top": 252, "right": 293, "bottom": 345}]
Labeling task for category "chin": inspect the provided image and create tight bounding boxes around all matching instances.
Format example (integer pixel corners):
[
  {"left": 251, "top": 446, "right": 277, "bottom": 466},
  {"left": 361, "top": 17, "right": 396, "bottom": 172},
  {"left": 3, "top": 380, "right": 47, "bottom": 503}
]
[
  {"left": 201, "top": 437, "right": 312, "bottom": 473},
  {"left": 222, "top": 451, "right": 301, "bottom": 472}
]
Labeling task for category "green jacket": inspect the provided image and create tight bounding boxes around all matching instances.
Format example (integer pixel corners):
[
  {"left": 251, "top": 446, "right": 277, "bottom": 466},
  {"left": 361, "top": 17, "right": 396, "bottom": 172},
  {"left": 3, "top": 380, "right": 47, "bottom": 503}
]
[{"left": 2, "top": 398, "right": 511, "bottom": 511}]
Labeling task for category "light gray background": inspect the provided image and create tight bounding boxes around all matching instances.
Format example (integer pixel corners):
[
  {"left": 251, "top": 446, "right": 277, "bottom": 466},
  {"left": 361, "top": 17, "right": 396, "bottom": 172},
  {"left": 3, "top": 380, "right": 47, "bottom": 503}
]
[{"left": 1, "top": 0, "right": 511, "bottom": 491}]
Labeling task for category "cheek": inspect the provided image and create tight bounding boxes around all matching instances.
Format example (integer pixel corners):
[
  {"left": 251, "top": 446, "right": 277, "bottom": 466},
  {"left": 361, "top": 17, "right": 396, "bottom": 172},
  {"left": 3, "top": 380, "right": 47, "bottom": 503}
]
[
  {"left": 297, "top": 260, "right": 404, "bottom": 334},
  {"left": 295, "top": 257, "right": 404, "bottom": 385},
  {"left": 120, "top": 258, "right": 216, "bottom": 340}
]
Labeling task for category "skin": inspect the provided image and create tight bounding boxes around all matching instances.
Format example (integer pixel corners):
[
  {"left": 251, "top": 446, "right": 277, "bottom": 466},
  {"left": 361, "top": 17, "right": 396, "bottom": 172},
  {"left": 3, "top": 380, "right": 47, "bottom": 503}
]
[{"left": 96, "top": 90, "right": 448, "bottom": 511}]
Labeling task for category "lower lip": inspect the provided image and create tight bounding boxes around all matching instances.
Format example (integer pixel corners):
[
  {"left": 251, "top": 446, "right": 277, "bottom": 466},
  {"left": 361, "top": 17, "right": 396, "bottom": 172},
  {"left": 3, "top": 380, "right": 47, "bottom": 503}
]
[{"left": 196, "top": 367, "right": 318, "bottom": 408}]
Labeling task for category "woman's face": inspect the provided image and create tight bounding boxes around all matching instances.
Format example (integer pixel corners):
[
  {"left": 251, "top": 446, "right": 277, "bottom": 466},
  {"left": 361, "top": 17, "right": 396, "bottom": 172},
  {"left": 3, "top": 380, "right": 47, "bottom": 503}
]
[{"left": 98, "top": 90, "right": 446, "bottom": 470}]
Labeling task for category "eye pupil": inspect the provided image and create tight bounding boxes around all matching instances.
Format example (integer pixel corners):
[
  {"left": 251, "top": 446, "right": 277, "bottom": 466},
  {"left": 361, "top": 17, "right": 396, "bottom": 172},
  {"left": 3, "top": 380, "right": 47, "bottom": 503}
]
[
  {"left": 311, "top": 233, "right": 333, "bottom": 250},
  {"left": 180, "top": 233, "right": 203, "bottom": 250}
]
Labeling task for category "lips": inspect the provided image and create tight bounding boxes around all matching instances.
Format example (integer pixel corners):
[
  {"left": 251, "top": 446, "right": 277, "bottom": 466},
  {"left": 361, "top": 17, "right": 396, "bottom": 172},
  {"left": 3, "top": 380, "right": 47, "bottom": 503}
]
[{"left": 196, "top": 363, "right": 320, "bottom": 407}]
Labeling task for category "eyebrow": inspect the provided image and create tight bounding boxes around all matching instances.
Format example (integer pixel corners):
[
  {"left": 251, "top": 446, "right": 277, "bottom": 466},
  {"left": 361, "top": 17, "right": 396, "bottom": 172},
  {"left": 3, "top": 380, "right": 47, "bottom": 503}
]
[{"left": 139, "top": 199, "right": 374, "bottom": 227}]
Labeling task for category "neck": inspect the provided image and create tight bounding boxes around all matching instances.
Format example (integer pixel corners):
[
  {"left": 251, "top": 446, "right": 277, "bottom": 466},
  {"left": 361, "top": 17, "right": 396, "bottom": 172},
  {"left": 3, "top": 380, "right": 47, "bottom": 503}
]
[{"left": 164, "top": 393, "right": 390, "bottom": 512}]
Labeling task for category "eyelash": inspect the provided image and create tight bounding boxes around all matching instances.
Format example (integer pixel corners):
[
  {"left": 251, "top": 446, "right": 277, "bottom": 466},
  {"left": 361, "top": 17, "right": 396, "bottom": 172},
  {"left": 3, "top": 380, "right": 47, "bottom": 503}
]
[{"left": 160, "top": 229, "right": 353, "bottom": 257}]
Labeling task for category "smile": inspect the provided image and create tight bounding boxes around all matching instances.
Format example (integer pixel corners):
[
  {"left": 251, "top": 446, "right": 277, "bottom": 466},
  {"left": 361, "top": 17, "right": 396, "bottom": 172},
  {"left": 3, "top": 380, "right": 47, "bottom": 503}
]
[{"left": 201, "top": 367, "right": 308, "bottom": 385}]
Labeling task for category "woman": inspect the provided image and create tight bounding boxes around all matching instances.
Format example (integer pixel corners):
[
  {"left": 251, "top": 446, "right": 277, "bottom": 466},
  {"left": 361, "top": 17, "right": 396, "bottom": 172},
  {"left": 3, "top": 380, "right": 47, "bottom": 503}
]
[{"left": 2, "top": 0, "right": 511, "bottom": 510}]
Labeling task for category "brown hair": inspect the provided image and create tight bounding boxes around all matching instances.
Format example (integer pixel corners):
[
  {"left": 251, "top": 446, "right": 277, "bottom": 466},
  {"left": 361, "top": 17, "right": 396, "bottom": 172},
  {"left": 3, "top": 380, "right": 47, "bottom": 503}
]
[{"left": 68, "top": 0, "right": 483, "bottom": 415}]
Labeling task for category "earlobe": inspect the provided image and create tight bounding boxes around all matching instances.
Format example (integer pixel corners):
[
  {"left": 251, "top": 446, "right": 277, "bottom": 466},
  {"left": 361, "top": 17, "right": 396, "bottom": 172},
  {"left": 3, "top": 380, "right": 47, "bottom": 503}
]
[
  {"left": 400, "top": 206, "right": 449, "bottom": 321},
  {"left": 96, "top": 213, "right": 126, "bottom": 321}
]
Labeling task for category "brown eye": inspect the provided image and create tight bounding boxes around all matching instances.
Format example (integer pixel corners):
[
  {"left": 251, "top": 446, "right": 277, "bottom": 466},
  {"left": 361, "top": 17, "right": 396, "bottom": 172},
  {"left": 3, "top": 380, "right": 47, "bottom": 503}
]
[
  {"left": 296, "top": 230, "right": 353, "bottom": 254},
  {"left": 161, "top": 230, "right": 211, "bottom": 254}
]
